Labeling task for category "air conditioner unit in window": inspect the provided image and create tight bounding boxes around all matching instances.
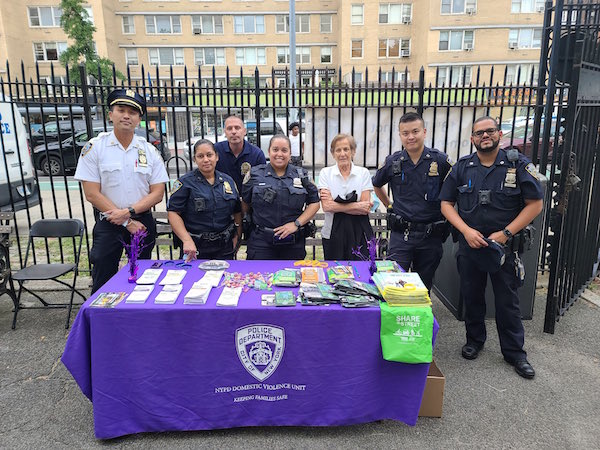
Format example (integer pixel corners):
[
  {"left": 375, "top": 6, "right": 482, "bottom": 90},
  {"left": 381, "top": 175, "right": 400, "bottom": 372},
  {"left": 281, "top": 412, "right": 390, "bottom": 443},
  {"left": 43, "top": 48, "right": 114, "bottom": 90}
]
[
  {"left": 193, "top": 29, "right": 202, "bottom": 35},
  {"left": 508, "top": 41, "right": 518, "bottom": 49},
  {"left": 464, "top": 42, "right": 473, "bottom": 51},
  {"left": 466, "top": 7, "right": 476, "bottom": 15},
  {"left": 401, "top": 49, "right": 410, "bottom": 57},
  {"left": 402, "top": 17, "right": 412, "bottom": 24},
  {"left": 536, "top": 5, "right": 545, "bottom": 13}
]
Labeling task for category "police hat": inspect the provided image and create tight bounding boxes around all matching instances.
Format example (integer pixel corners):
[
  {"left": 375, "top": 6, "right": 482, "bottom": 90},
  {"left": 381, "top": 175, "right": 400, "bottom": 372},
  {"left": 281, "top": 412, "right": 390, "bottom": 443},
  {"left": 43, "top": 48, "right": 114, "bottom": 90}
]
[
  {"left": 107, "top": 88, "right": 146, "bottom": 115},
  {"left": 467, "top": 238, "right": 506, "bottom": 273}
]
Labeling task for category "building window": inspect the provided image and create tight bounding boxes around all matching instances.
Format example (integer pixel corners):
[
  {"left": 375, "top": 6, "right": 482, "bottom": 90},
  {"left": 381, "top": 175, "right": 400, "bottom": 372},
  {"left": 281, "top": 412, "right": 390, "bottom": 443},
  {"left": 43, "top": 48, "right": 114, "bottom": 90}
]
[
  {"left": 379, "top": 4, "right": 412, "bottom": 24},
  {"left": 344, "top": 72, "right": 363, "bottom": 85},
  {"left": 508, "top": 28, "right": 543, "bottom": 48},
  {"left": 148, "top": 48, "right": 185, "bottom": 66},
  {"left": 145, "top": 16, "right": 181, "bottom": 34},
  {"left": 194, "top": 48, "right": 225, "bottom": 66},
  {"left": 276, "top": 47, "right": 311, "bottom": 64},
  {"left": 439, "top": 30, "right": 474, "bottom": 50},
  {"left": 320, "top": 14, "right": 332, "bottom": 33},
  {"left": 351, "top": 4, "right": 364, "bottom": 25},
  {"left": 378, "top": 38, "right": 410, "bottom": 57},
  {"left": 381, "top": 71, "right": 408, "bottom": 84},
  {"left": 506, "top": 64, "right": 539, "bottom": 84},
  {"left": 83, "top": 6, "right": 94, "bottom": 24},
  {"left": 351, "top": 39, "right": 363, "bottom": 58},
  {"left": 511, "top": 0, "right": 545, "bottom": 13},
  {"left": 320, "top": 47, "right": 332, "bottom": 64},
  {"left": 191, "top": 15, "right": 223, "bottom": 35},
  {"left": 441, "top": 0, "right": 477, "bottom": 14},
  {"left": 33, "top": 42, "right": 67, "bottom": 62},
  {"left": 122, "top": 16, "right": 135, "bottom": 34},
  {"left": 436, "top": 66, "right": 472, "bottom": 86},
  {"left": 234, "top": 15, "right": 265, "bottom": 34},
  {"left": 235, "top": 48, "right": 266, "bottom": 65},
  {"left": 275, "top": 15, "right": 310, "bottom": 33},
  {"left": 28, "top": 6, "right": 62, "bottom": 27},
  {"left": 125, "top": 49, "right": 138, "bottom": 65}
]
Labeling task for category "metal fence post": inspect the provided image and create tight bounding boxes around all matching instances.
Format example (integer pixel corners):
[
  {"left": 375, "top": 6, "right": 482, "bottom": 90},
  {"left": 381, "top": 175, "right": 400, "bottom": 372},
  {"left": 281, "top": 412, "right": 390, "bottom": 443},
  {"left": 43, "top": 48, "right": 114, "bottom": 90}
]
[
  {"left": 79, "top": 64, "right": 93, "bottom": 140},
  {"left": 417, "top": 67, "right": 425, "bottom": 116}
]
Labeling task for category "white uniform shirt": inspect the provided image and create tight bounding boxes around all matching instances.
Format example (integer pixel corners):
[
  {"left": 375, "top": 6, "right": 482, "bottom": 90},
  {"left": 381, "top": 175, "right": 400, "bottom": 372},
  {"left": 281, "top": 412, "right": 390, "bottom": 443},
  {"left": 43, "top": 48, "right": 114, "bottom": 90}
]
[
  {"left": 289, "top": 134, "right": 301, "bottom": 157},
  {"left": 74, "top": 131, "right": 169, "bottom": 209},
  {"left": 317, "top": 162, "right": 373, "bottom": 239}
]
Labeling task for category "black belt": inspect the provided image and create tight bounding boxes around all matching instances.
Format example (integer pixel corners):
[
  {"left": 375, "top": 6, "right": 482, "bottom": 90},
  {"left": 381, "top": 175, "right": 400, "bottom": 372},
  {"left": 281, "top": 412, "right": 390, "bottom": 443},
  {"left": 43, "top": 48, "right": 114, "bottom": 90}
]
[{"left": 190, "top": 223, "right": 235, "bottom": 242}]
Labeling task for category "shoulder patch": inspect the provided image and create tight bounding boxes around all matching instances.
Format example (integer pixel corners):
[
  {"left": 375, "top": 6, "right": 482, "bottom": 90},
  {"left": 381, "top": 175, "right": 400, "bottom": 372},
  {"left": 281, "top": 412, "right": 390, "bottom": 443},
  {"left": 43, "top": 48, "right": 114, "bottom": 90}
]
[
  {"left": 525, "top": 163, "right": 542, "bottom": 180},
  {"left": 243, "top": 170, "right": 251, "bottom": 184},
  {"left": 81, "top": 141, "right": 93, "bottom": 157},
  {"left": 443, "top": 166, "right": 453, "bottom": 182},
  {"left": 446, "top": 155, "right": 455, "bottom": 166},
  {"left": 171, "top": 179, "right": 183, "bottom": 193}
]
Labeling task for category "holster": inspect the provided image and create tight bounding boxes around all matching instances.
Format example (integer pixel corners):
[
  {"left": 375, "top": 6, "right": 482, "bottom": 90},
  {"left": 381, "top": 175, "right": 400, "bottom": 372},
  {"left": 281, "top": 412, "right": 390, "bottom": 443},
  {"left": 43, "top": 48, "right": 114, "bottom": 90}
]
[{"left": 508, "top": 225, "right": 535, "bottom": 253}]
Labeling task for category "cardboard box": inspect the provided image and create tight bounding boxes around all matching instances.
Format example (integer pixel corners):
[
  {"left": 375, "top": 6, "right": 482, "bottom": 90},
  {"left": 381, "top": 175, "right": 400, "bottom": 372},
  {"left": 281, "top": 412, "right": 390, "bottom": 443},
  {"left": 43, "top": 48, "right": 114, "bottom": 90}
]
[{"left": 418, "top": 360, "right": 445, "bottom": 417}]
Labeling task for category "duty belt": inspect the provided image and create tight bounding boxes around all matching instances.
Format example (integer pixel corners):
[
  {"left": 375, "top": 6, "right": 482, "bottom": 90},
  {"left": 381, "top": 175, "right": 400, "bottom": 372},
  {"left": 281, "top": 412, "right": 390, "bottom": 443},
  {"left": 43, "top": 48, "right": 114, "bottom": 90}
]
[{"left": 190, "top": 223, "right": 235, "bottom": 242}]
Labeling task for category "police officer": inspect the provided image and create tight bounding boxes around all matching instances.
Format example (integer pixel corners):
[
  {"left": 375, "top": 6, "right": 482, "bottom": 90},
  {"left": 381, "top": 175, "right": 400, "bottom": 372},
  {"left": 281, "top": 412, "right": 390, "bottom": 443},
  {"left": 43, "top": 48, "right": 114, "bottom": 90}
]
[
  {"left": 167, "top": 139, "right": 242, "bottom": 261},
  {"left": 440, "top": 116, "right": 543, "bottom": 379},
  {"left": 215, "top": 115, "right": 266, "bottom": 193},
  {"left": 241, "top": 135, "right": 320, "bottom": 260},
  {"left": 372, "top": 112, "right": 452, "bottom": 290},
  {"left": 75, "top": 89, "right": 169, "bottom": 293}
]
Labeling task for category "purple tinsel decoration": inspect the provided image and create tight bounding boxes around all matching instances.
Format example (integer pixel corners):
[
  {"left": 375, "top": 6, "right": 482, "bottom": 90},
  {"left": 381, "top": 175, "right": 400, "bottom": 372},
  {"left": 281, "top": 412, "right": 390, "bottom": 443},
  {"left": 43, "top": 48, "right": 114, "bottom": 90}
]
[
  {"left": 352, "top": 236, "right": 379, "bottom": 275},
  {"left": 123, "top": 229, "right": 148, "bottom": 282}
]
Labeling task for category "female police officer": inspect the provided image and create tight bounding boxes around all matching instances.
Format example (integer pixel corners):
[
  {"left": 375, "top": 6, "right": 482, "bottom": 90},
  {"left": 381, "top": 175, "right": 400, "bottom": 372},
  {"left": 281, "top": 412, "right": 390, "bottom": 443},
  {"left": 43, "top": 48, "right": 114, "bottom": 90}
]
[
  {"left": 168, "top": 139, "right": 242, "bottom": 261},
  {"left": 241, "top": 135, "right": 319, "bottom": 260}
]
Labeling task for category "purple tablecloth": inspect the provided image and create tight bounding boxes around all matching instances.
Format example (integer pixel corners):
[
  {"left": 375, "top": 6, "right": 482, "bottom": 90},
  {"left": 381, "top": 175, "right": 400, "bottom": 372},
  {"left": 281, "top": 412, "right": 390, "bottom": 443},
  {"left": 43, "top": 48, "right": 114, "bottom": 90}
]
[{"left": 62, "top": 260, "right": 439, "bottom": 439}]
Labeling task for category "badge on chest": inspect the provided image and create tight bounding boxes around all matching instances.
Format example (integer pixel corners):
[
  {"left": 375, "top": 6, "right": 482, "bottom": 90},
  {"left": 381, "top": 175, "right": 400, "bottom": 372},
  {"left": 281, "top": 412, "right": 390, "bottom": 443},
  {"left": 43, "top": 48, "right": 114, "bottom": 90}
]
[
  {"left": 428, "top": 161, "right": 439, "bottom": 177},
  {"left": 293, "top": 177, "right": 303, "bottom": 188},
  {"left": 137, "top": 147, "right": 148, "bottom": 167},
  {"left": 223, "top": 180, "right": 233, "bottom": 195},
  {"left": 504, "top": 168, "right": 517, "bottom": 188}
]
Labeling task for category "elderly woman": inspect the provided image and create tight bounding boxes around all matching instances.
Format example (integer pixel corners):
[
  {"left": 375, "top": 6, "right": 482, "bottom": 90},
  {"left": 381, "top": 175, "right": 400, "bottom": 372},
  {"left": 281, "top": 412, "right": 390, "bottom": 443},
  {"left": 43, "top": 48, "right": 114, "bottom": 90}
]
[
  {"left": 168, "top": 139, "right": 242, "bottom": 261},
  {"left": 318, "top": 133, "right": 374, "bottom": 260},
  {"left": 242, "top": 134, "right": 320, "bottom": 260}
]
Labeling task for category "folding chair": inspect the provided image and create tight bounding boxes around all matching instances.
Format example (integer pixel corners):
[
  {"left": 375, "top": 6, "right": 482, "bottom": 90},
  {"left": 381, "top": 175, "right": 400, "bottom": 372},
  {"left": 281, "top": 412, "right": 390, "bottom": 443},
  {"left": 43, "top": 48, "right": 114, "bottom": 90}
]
[{"left": 12, "top": 219, "right": 87, "bottom": 329}]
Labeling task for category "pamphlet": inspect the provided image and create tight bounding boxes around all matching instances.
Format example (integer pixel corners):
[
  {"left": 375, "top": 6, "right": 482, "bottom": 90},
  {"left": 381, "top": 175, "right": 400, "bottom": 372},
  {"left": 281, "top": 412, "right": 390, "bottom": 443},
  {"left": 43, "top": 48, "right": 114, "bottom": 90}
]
[
  {"left": 136, "top": 268, "right": 163, "bottom": 284},
  {"left": 159, "top": 269, "right": 187, "bottom": 285},
  {"left": 126, "top": 285, "right": 154, "bottom": 303},
  {"left": 261, "top": 294, "right": 276, "bottom": 307},
  {"left": 200, "top": 270, "right": 225, "bottom": 287},
  {"left": 326, "top": 265, "right": 354, "bottom": 283},
  {"left": 216, "top": 286, "right": 242, "bottom": 307},
  {"left": 155, "top": 284, "right": 183, "bottom": 304},
  {"left": 184, "top": 281, "right": 212, "bottom": 305},
  {"left": 90, "top": 292, "right": 126, "bottom": 308},
  {"left": 275, "top": 291, "right": 296, "bottom": 306},
  {"left": 301, "top": 267, "right": 325, "bottom": 284}
]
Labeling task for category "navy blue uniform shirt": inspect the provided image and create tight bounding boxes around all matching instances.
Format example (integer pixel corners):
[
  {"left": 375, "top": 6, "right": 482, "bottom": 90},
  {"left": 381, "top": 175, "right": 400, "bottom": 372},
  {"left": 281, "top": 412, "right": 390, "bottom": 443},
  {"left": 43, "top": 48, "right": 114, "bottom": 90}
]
[
  {"left": 167, "top": 169, "right": 241, "bottom": 233},
  {"left": 439, "top": 149, "right": 543, "bottom": 237},
  {"left": 241, "top": 163, "right": 320, "bottom": 229},
  {"left": 372, "top": 147, "right": 452, "bottom": 223},
  {"left": 215, "top": 140, "right": 266, "bottom": 193}
]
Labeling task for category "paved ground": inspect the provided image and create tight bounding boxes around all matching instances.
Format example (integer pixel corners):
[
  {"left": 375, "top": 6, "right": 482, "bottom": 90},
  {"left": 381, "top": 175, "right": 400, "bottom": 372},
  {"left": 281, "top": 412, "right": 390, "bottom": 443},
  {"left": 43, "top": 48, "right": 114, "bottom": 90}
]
[{"left": 0, "top": 280, "right": 599, "bottom": 449}]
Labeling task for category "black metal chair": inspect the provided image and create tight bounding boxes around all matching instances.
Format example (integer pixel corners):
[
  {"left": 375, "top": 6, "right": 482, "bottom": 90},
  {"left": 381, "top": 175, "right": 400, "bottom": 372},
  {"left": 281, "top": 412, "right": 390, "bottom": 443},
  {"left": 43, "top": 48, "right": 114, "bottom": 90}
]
[{"left": 12, "top": 219, "right": 87, "bottom": 329}]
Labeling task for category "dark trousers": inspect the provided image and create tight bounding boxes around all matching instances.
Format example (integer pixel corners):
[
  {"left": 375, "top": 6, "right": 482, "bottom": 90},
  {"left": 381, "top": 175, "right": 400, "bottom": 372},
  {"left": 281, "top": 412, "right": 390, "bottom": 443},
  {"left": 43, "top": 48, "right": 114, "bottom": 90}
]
[
  {"left": 246, "top": 229, "right": 306, "bottom": 260},
  {"left": 457, "top": 253, "right": 526, "bottom": 362},
  {"left": 178, "top": 238, "right": 235, "bottom": 260},
  {"left": 90, "top": 213, "right": 156, "bottom": 294},
  {"left": 387, "top": 230, "right": 443, "bottom": 291},
  {"left": 322, "top": 212, "right": 374, "bottom": 261}
]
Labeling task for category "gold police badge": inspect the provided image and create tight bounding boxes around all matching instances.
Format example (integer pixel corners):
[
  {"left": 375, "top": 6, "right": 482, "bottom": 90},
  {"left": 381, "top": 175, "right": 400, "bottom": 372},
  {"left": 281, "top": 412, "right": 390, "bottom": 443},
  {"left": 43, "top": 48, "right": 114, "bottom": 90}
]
[
  {"left": 126, "top": 89, "right": 136, "bottom": 98},
  {"left": 505, "top": 168, "right": 517, "bottom": 188},
  {"left": 241, "top": 162, "right": 251, "bottom": 175},
  {"left": 137, "top": 148, "right": 148, "bottom": 167},
  {"left": 428, "top": 162, "right": 439, "bottom": 176},
  {"left": 224, "top": 180, "right": 233, "bottom": 194}
]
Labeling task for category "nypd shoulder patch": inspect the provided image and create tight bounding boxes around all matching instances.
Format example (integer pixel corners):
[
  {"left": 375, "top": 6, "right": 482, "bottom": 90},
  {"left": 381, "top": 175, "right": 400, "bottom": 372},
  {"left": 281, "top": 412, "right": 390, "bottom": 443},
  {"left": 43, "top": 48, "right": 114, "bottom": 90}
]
[
  {"left": 446, "top": 155, "right": 455, "bottom": 166},
  {"left": 171, "top": 179, "right": 183, "bottom": 193},
  {"left": 525, "top": 163, "right": 542, "bottom": 180},
  {"left": 80, "top": 141, "right": 93, "bottom": 157}
]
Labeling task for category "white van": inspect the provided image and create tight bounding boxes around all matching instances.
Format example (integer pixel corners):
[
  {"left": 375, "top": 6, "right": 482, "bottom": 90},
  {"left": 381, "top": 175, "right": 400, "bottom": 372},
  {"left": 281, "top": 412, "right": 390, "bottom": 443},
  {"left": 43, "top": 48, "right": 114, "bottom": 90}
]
[{"left": 0, "top": 94, "right": 40, "bottom": 211}]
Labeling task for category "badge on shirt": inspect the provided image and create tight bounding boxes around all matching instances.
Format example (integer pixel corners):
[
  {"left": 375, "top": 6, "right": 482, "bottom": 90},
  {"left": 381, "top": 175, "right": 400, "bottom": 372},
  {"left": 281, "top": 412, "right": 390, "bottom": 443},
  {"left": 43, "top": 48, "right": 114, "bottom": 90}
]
[
  {"left": 293, "top": 177, "right": 303, "bottom": 188},
  {"left": 505, "top": 168, "right": 517, "bottom": 188},
  {"left": 224, "top": 180, "right": 233, "bottom": 194},
  {"left": 172, "top": 179, "right": 183, "bottom": 193},
  {"left": 241, "top": 162, "right": 251, "bottom": 175},
  {"left": 525, "top": 163, "right": 542, "bottom": 180},
  {"left": 428, "top": 162, "right": 439, "bottom": 177},
  {"left": 81, "top": 141, "right": 93, "bottom": 157},
  {"left": 243, "top": 171, "right": 252, "bottom": 184},
  {"left": 137, "top": 148, "right": 148, "bottom": 167}
]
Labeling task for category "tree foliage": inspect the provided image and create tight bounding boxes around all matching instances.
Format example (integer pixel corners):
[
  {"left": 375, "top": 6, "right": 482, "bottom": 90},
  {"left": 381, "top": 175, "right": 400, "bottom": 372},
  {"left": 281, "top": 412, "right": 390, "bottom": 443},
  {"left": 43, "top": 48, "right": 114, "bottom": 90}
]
[{"left": 59, "top": 0, "right": 124, "bottom": 83}]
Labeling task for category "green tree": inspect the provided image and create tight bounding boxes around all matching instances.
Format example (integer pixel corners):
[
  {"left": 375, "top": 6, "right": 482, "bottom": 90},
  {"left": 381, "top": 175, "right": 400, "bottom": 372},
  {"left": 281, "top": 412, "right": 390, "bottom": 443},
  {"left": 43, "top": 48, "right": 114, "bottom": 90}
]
[{"left": 59, "top": 0, "right": 124, "bottom": 83}]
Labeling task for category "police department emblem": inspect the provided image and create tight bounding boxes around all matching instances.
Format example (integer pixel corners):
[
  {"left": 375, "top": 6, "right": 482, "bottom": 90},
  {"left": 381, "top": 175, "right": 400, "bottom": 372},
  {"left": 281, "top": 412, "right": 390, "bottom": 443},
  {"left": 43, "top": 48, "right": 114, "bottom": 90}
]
[
  {"left": 236, "top": 324, "right": 285, "bottom": 382},
  {"left": 241, "top": 162, "right": 251, "bottom": 175}
]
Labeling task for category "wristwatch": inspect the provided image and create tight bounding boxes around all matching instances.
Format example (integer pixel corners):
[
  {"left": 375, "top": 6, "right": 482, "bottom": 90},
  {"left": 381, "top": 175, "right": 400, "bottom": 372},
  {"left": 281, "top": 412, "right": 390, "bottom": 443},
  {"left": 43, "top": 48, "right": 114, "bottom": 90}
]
[
  {"left": 502, "top": 228, "right": 513, "bottom": 238},
  {"left": 294, "top": 219, "right": 302, "bottom": 229},
  {"left": 128, "top": 206, "right": 136, "bottom": 217}
]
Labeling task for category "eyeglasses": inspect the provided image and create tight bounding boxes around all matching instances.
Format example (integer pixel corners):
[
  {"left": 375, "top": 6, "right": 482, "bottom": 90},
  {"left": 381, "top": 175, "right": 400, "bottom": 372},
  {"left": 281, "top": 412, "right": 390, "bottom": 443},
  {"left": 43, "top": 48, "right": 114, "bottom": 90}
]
[{"left": 472, "top": 128, "right": 499, "bottom": 138}]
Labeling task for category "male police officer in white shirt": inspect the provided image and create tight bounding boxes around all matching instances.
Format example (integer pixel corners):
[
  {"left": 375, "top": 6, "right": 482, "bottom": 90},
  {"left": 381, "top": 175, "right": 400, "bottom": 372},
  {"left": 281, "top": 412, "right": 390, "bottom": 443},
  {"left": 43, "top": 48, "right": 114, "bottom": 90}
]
[{"left": 75, "top": 89, "right": 169, "bottom": 293}]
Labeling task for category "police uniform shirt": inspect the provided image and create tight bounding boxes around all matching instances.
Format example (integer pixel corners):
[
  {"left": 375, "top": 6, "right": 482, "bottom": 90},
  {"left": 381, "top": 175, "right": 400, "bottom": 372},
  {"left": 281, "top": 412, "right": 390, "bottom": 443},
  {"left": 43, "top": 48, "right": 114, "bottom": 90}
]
[
  {"left": 439, "top": 148, "right": 543, "bottom": 237},
  {"left": 215, "top": 140, "right": 266, "bottom": 193},
  {"left": 74, "top": 131, "right": 169, "bottom": 209},
  {"left": 241, "top": 163, "right": 319, "bottom": 229},
  {"left": 317, "top": 162, "right": 373, "bottom": 239},
  {"left": 372, "top": 147, "right": 452, "bottom": 223},
  {"left": 167, "top": 169, "right": 241, "bottom": 233}
]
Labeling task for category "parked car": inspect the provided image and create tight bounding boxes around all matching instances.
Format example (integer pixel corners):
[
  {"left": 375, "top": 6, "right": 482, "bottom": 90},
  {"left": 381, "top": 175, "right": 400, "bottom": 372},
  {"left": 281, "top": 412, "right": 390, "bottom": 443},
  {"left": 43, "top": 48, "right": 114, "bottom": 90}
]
[
  {"left": 0, "top": 94, "right": 40, "bottom": 211},
  {"left": 33, "top": 127, "right": 170, "bottom": 176},
  {"left": 500, "top": 120, "right": 560, "bottom": 163},
  {"left": 29, "top": 119, "right": 90, "bottom": 148}
]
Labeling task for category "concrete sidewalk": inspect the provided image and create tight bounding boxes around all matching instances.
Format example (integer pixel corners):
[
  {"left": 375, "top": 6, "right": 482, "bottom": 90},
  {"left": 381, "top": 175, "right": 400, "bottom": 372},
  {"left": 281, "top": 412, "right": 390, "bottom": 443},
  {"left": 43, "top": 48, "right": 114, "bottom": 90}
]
[{"left": 0, "top": 280, "right": 599, "bottom": 449}]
